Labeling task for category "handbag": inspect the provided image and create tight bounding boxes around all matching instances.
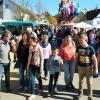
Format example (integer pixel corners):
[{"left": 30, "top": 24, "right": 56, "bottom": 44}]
[{"left": 14, "top": 60, "right": 20, "bottom": 69}]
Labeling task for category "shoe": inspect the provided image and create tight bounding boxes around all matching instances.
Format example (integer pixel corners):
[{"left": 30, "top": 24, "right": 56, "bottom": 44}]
[
  {"left": 88, "top": 97, "right": 93, "bottom": 100},
  {"left": 24, "top": 87, "right": 29, "bottom": 92},
  {"left": 45, "top": 76, "right": 48, "bottom": 80},
  {"left": 54, "top": 88, "right": 58, "bottom": 93},
  {"left": 38, "top": 89, "right": 43, "bottom": 96},
  {"left": 66, "top": 85, "right": 70, "bottom": 90},
  {"left": 6, "top": 88, "right": 11, "bottom": 93},
  {"left": 75, "top": 94, "right": 83, "bottom": 100},
  {"left": 28, "top": 95, "right": 36, "bottom": 100},
  {"left": 48, "top": 91, "right": 53, "bottom": 96},
  {"left": 70, "top": 83, "right": 75, "bottom": 89},
  {"left": 18, "top": 86, "right": 24, "bottom": 91}
]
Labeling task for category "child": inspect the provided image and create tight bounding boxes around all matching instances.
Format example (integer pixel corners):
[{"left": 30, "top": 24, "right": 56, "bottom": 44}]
[
  {"left": 48, "top": 48, "right": 63, "bottom": 94},
  {"left": 74, "top": 34, "right": 98, "bottom": 100}
]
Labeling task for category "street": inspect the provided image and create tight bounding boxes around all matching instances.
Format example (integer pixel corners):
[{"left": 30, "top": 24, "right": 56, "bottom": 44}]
[{"left": 0, "top": 65, "right": 100, "bottom": 100}]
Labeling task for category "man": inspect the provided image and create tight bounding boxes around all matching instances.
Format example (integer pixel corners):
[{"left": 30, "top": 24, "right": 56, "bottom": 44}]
[
  {"left": 74, "top": 34, "right": 98, "bottom": 100},
  {"left": 0, "top": 30, "right": 15, "bottom": 92},
  {"left": 26, "top": 27, "right": 37, "bottom": 38}
]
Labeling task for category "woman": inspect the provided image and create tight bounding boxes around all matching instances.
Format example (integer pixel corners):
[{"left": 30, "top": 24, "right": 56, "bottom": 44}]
[
  {"left": 27, "top": 36, "right": 44, "bottom": 100},
  {"left": 39, "top": 32, "right": 52, "bottom": 80},
  {"left": 60, "top": 35, "right": 76, "bottom": 90},
  {"left": 17, "top": 32, "right": 29, "bottom": 90}
]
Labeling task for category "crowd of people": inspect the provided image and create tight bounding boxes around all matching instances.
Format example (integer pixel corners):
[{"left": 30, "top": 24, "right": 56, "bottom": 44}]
[{"left": 0, "top": 26, "right": 100, "bottom": 100}]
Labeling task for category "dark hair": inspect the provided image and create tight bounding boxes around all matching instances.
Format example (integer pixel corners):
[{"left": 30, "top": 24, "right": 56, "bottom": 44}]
[
  {"left": 21, "top": 31, "right": 30, "bottom": 43},
  {"left": 1, "top": 30, "right": 11, "bottom": 39},
  {"left": 42, "top": 31, "right": 48, "bottom": 36}
]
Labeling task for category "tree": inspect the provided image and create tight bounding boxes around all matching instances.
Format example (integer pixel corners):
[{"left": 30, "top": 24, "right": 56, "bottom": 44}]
[
  {"left": 55, "top": 13, "right": 61, "bottom": 24},
  {"left": 43, "top": 11, "right": 50, "bottom": 18},
  {"left": 48, "top": 16, "right": 58, "bottom": 25}
]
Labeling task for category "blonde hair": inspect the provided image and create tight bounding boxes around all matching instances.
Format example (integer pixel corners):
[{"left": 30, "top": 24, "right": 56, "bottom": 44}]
[
  {"left": 79, "top": 34, "right": 88, "bottom": 42},
  {"left": 64, "top": 35, "right": 72, "bottom": 42}
]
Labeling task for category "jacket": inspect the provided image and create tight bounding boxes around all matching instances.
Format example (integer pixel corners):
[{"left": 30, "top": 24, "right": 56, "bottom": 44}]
[{"left": 27, "top": 43, "right": 44, "bottom": 72}]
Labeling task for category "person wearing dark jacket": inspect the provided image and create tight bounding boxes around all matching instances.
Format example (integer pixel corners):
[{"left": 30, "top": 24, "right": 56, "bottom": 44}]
[{"left": 17, "top": 32, "right": 29, "bottom": 90}]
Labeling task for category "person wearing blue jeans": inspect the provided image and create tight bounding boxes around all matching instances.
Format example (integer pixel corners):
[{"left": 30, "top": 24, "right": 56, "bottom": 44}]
[
  {"left": 0, "top": 30, "right": 15, "bottom": 93},
  {"left": 30, "top": 65, "right": 42, "bottom": 95},
  {"left": 44, "top": 59, "right": 49, "bottom": 79},
  {"left": 0, "top": 63, "right": 10, "bottom": 92},
  {"left": 0, "top": 64, "right": 3, "bottom": 91},
  {"left": 19, "top": 62, "right": 29, "bottom": 89},
  {"left": 17, "top": 32, "right": 29, "bottom": 90},
  {"left": 26, "top": 36, "right": 44, "bottom": 100},
  {"left": 64, "top": 61, "right": 75, "bottom": 90}
]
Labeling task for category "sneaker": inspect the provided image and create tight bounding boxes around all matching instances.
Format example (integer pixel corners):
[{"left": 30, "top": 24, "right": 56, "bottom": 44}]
[
  {"left": 54, "top": 88, "right": 58, "bottom": 93},
  {"left": 6, "top": 88, "right": 12, "bottom": 93},
  {"left": 70, "top": 83, "right": 75, "bottom": 89},
  {"left": 24, "top": 87, "right": 29, "bottom": 92},
  {"left": 88, "top": 97, "right": 93, "bottom": 100},
  {"left": 75, "top": 94, "right": 83, "bottom": 100},
  {"left": 18, "top": 86, "right": 24, "bottom": 91},
  {"left": 48, "top": 91, "right": 53, "bottom": 96},
  {"left": 38, "top": 89, "right": 43, "bottom": 96},
  {"left": 45, "top": 76, "right": 48, "bottom": 80},
  {"left": 66, "top": 85, "right": 70, "bottom": 90},
  {"left": 28, "top": 95, "right": 36, "bottom": 100}
]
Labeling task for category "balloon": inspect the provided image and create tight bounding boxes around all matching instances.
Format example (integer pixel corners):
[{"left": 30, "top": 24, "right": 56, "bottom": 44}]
[
  {"left": 70, "top": 6, "right": 75, "bottom": 14},
  {"left": 66, "top": 7, "right": 71, "bottom": 17}
]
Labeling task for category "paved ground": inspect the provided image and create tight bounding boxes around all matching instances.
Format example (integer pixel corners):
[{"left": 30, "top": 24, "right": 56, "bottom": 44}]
[{"left": 0, "top": 65, "right": 100, "bottom": 100}]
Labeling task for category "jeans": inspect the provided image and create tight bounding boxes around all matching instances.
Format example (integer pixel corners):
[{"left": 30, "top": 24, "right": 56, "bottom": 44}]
[
  {"left": 0, "top": 64, "right": 3, "bottom": 91},
  {"left": 48, "top": 72, "right": 59, "bottom": 92},
  {"left": 64, "top": 61, "right": 74, "bottom": 86},
  {"left": 30, "top": 64, "right": 42, "bottom": 94},
  {"left": 0, "top": 63, "right": 10, "bottom": 91},
  {"left": 44, "top": 59, "right": 49, "bottom": 77},
  {"left": 19, "top": 62, "right": 29, "bottom": 88}
]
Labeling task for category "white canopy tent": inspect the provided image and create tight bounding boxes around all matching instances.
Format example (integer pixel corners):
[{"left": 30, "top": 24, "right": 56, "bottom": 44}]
[{"left": 74, "top": 22, "right": 94, "bottom": 28}]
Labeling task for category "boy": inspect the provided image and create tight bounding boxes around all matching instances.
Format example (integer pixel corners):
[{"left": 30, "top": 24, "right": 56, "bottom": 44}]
[
  {"left": 74, "top": 34, "right": 98, "bottom": 100},
  {"left": 48, "top": 48, "right": 63, "bottom": 94}
]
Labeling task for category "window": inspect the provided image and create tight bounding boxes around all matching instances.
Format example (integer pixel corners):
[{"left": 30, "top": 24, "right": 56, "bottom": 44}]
[{"left": 5, "top": 4, "right": 9, "bottom": 8}]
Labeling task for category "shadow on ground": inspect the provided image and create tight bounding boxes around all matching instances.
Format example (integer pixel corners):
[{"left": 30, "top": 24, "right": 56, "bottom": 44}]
[{"left": 1, "top": 79, "right": 100, "bottom": 100}]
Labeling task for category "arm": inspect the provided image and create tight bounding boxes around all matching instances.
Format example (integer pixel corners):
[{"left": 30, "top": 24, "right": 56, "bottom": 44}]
[
  {"left": 97, "top": 54, "right": 100, "bottom": 63},
  {"left": 92, "top": 54, "right": 98, "bottom": 74},
  {"left": 39, "top": 46, "right": 44, "bottom": 74},
  {"left": 49, "top": 44, "right": 52, "bottom": 56},
  {"left": 10, "top": 40, "right": 17, "bottom": 53},
  {"left": 73, "top": 53, "right": 78, "bottom": 72},
  {"left": 26, "top": 46, "right": 32, "bottom": 71}
]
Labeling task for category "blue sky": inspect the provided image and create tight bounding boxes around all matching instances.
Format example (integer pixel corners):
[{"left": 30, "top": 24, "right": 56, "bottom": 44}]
[{"left": 17, "top": 0, "right": 100, "bottom": 15}]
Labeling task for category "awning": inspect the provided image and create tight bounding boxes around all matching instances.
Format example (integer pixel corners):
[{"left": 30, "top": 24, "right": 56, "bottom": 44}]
[
  {"left": 74, "top": 22, "right": 94, "bottom": 28},
  {"left": 2, "top": 20, "right": 34, "bottom": 26}
]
